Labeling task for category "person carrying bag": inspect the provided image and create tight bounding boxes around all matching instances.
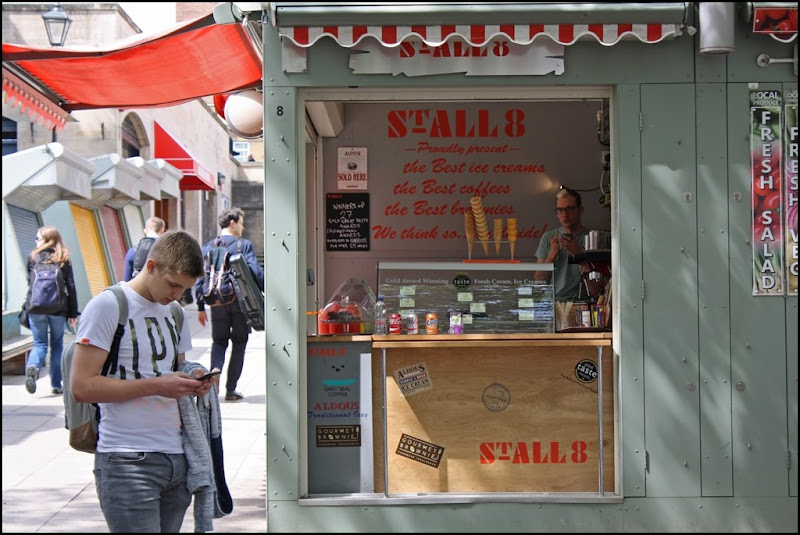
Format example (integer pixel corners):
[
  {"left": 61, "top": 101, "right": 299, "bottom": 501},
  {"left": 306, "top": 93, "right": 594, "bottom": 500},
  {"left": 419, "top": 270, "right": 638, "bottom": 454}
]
[{"left": 24, "top": 226, "right": 79, "bottom": 395}]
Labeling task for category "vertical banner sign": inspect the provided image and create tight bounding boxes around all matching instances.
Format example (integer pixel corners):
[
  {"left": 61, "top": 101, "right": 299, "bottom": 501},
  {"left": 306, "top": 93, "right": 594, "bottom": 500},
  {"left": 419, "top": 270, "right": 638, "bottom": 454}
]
[
  {"left": 751, "top": 90, "right": 784, "bottom": 295},
  {"left": 784, "top": 89, "right": 798, "bottom": 295}
]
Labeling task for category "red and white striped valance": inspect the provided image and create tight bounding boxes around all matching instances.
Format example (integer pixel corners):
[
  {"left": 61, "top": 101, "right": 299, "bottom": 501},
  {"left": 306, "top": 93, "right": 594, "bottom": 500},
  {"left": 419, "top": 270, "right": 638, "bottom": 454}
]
[
  {"left": 279, "top": 23, "right": 684, "bottom": 48},
  {"left": 2, "top": 67, "right": 69, "bottom": 132}
]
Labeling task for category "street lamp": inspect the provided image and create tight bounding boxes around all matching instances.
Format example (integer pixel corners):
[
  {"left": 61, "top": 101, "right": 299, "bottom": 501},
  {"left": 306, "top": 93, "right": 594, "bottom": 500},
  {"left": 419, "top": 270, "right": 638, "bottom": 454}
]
[{"left": 41, "top": 3, "right": 72, "bottom": 47}]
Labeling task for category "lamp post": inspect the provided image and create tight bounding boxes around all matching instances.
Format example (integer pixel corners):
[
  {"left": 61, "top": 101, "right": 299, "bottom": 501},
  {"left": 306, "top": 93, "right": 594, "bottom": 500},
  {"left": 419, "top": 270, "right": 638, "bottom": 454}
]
[{"left": 41, "top": 3, "right": 72, "bottom": 47}]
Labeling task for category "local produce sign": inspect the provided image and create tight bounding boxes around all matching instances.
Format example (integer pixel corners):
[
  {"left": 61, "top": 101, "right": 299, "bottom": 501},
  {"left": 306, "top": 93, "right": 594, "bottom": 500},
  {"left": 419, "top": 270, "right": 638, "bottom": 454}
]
[{"left": 750, "top": 89, "right": 798, "bottom": 296}]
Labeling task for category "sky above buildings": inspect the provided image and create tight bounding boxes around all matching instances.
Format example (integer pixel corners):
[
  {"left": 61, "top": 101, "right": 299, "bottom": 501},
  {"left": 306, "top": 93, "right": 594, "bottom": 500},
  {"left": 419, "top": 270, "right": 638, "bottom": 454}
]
[{"left": 118, "top": 2, "right": 176, "bottom": 34}]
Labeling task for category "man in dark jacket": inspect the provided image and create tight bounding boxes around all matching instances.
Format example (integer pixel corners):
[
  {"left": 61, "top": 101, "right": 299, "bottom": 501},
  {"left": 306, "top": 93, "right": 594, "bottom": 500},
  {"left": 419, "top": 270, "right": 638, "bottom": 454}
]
[{"left": 194, "top": 208, "right": 264, "bottom": 401}]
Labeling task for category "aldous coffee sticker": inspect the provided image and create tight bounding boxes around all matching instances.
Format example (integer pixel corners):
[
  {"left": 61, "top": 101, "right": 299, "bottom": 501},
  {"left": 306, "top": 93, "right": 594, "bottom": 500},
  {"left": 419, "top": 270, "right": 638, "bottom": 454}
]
[
  {"left": 394, "top": 362, "right": 433, "bottom": 396},
  {"left": 396, "top": 433, "right": 445, "bottom": 468},
  {"left": 316, "top": 425, "right": 361, "bottom": 447}
]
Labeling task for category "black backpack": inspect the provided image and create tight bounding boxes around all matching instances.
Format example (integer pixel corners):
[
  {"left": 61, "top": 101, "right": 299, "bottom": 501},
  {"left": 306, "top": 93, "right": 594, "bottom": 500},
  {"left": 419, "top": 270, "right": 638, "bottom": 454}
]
[
  {"left": 28, "top": 254, "right": 66, "bottom": 314},
  {"left": 131, "top": 236, "right": 157, "bottom": 278},
  {"left": 201, "top": 237, "right": 243, "bottom": 307}
]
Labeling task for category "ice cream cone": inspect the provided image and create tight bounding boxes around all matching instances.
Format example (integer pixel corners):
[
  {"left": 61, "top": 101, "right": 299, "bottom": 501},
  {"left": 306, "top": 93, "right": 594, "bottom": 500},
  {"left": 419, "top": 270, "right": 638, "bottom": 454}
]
[
  {"left": 464, "top": 210, "right": 476, "bottom": 259},
  {"left": 510, "top": 242, "right": 516, "bottom": 260},
  {"left": 494, "top": 219, "right": 503, "bottom": 254}
]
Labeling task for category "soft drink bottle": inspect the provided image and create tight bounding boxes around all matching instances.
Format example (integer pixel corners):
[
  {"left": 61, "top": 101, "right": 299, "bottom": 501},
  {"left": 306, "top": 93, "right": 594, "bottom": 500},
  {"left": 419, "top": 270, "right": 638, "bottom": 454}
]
[{"left": 373, "top": 295, "right": 388, "bottom": 335}]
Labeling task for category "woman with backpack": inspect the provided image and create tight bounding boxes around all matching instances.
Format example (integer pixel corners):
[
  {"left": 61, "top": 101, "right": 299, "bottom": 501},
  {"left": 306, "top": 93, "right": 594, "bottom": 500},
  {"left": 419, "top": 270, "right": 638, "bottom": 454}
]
[{"left": 24, "top": 226, "right": 79, "bottom": 395}]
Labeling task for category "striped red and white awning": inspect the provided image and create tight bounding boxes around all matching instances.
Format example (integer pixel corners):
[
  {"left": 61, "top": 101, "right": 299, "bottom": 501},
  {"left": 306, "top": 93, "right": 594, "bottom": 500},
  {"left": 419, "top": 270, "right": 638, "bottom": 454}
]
[
  {"left": 279, "top": 23, "right": 684, "bottom": 48},
  {"left": 2, "top": 67, "right": 69, "bottom": 132}
]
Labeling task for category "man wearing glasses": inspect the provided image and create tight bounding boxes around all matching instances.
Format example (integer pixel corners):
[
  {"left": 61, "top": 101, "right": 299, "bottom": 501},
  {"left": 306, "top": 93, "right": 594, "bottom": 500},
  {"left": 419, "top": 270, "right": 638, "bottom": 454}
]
[{"left": 534, "top": 188, "right": 593, "bottom": 301}]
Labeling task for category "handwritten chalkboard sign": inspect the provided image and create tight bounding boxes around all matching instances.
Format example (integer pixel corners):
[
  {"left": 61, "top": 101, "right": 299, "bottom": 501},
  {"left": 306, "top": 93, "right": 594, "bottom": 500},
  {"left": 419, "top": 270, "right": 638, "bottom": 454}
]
[{"left": 326, "top": 192, "right": 370, "bottom": 251}]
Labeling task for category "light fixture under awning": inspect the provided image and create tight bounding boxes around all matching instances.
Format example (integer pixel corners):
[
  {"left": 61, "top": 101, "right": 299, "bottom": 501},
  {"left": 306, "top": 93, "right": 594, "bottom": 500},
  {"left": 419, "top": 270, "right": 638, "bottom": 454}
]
[
  {"left": 149, "top": 158, "right": 183, "bottom": 199},
  {"left": 278, "top": 23, "right": 684, "bottom": 48},
  {"left": 154, "top": 122, "right": 215, "bottom": 191},
  {"left": 126, "top": 157, "right": 163, "bottom": 202},
  {"left": 70, "top": 153, "right": 142, "bottom": 210},
  {"left": 2, "top": 142, "right": 94, "bottom": 213}
]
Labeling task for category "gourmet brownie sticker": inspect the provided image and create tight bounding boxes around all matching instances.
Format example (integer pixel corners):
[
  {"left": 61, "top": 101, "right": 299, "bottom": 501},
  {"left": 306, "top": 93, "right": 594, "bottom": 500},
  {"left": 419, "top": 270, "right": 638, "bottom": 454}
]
[
  {"left": 316, "top": 425, "right": 362, "bottom": 447},
  {"left": 396, "top": 433, "right": 445, "bottom": 468}
]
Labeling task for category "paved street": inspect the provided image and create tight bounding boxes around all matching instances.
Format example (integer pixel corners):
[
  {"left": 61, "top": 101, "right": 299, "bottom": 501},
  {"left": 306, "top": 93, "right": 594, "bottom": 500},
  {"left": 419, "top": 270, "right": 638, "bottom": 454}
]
[{"left": 2, "top": 305, "right": 267, "bottom": 533}]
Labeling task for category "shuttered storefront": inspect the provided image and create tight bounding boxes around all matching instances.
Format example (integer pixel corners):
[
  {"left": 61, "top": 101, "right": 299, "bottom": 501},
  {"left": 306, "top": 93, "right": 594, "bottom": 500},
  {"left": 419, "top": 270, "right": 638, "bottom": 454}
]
[
  {"left": 122, "top": 204, "right": 145, "bottom": 249},
  {"left": 6, "top": 204, "right": 41, "bottom": 264},
  {"left": 70, "top": 204, "right": 110, "bottom": 296},
  {"left": 98, "top": 206, "right": 127, "bottom": 283}
]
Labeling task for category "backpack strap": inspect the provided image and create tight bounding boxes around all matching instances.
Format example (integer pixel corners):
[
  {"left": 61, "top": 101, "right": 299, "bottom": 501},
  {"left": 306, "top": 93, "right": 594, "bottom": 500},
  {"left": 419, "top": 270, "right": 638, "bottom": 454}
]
[
  {"left": 101, "top": 285, "right": 184, "bottom": 374},
  {"left": 236, "top": 239, "right": 243, "bottom": 254},
  {"left": 102, "top": 285, "right": 128, "bottom": 376}
]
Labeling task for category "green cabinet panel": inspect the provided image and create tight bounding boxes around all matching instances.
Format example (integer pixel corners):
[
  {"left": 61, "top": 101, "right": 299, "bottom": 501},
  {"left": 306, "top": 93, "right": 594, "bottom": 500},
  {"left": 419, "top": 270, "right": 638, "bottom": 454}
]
[
  {"left": 695, "top": 83, "right": 734, "bottom": 496},
  {"left": 641, "top": 83, "right": 701, "bottom": 497}
]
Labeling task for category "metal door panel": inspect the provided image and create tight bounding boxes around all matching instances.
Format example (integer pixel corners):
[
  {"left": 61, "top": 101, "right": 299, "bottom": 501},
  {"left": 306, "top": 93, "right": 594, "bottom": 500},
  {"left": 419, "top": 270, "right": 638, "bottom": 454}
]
[
  {"left": 695, "top": 83, "right": 733, "bottom": 496},
  {"left": 641, "top": 83, "right": 700, "bottom": 497},
  {"left": 616, "top": 83, "right": 646, "bottom": 497},
  {"left": 71, "top": 204, "right": 110, "bottom": 296},
  {"left": 7, "top": 203, "right": 41, "bottom": 265},
  {"left": 122, "top": 204, "right": 144, "bottom": 248},
  {"left": 98, "top": 206, "right": 126, "bottom": 283}
]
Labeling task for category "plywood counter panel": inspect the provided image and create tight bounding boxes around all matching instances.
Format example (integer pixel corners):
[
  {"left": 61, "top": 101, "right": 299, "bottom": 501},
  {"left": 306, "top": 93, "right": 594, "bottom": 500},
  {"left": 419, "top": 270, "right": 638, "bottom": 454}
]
[{"left": 371, "top": 335, "right": 614, "bottom": 494}]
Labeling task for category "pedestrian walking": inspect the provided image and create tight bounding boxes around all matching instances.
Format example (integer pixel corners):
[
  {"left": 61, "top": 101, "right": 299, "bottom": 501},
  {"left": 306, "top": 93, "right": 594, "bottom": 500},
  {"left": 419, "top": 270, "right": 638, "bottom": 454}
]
[
  {"left": 194, "top": 208, "right": 264, "bottom": 401},
  {"left": 24, "top": 226, "right": 79, "bottom": 395}
]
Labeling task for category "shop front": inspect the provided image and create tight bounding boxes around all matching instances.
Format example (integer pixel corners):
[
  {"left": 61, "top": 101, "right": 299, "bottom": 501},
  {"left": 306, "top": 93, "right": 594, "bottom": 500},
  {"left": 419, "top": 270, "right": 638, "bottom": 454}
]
[{"left": 259, "top": 2, "right": 797, "bottom": 532}]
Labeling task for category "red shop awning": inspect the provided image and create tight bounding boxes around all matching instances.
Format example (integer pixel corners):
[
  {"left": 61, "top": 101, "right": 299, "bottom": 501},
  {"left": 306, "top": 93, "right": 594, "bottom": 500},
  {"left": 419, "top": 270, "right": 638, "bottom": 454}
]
[
  {"left": 2, "top": 12, "right": 262, "bottom": 112},
  {"left": 278, "top": 23, "right": 684, "bottom": 48},
  {"left": 2, "top": 66, "right": 69, "bottom": 132},
  {"left": 154, "top": 122, "right": 215, "bottom": 191}
]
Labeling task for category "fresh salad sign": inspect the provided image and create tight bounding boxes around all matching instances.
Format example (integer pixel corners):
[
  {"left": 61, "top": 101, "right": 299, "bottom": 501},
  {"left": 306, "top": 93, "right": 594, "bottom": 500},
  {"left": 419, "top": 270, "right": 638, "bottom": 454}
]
[{"left": 750, "top": 89, "right": 798, "bottom": 296}]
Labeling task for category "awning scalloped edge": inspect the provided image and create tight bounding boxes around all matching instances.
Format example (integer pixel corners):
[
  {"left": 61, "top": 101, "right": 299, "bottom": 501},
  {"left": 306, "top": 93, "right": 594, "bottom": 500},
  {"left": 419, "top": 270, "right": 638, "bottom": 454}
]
[
  {"left": 279, "top": 23, "right": 685, "bottom": 48},
  {"left": 2, "top": 68, "right": 68, "bottom": 132}
]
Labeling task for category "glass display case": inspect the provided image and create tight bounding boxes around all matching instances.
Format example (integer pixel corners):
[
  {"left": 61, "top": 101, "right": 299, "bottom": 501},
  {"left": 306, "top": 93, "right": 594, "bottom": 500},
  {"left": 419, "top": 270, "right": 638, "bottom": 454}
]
[{"left": 376, "top": 261, "right": 555, "bottom": 333}]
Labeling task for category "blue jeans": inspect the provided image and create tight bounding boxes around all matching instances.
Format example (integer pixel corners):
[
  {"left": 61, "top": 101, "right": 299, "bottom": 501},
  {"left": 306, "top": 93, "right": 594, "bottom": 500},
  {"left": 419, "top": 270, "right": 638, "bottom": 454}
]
[
  {"left": 210, "top": 301, "right": 250, "bottom": 393},
  {"left": 94, "top": 452, "right": 191, "bottom": 533},
  {"left": 26, "top": 313, "right": 66, "bottom": 389}
]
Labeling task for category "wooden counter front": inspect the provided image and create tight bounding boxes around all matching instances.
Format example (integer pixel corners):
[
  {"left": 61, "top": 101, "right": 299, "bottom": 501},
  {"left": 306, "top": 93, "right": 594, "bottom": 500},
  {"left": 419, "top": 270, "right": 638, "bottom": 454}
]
[{"left": 371, "top": 334, "right": 614, "bottom": 494}]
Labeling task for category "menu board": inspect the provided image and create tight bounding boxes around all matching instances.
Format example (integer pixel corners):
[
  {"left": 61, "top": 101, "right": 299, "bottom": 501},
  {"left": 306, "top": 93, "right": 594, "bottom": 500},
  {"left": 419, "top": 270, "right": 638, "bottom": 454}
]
[{"left": 326, "top": 192, "right": 370, "bottom": 251}]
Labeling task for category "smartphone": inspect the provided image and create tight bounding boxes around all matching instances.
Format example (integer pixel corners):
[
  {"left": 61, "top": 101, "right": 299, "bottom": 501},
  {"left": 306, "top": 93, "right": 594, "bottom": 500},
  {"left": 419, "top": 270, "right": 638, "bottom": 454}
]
[{"left": 196, "top": 370, "right": 221, "bottom": 381}]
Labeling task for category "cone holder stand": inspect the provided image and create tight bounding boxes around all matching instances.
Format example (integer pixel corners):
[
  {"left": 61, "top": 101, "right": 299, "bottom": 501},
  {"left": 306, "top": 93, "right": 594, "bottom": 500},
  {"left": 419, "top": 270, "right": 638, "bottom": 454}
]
[{"left": 464, "top": 240, "right": 520, "bottom": 263}]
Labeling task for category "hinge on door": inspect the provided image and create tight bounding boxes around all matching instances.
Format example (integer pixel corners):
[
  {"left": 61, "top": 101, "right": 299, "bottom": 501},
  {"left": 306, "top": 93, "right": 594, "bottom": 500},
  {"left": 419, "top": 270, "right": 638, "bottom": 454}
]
[
  {"left": 788, "top": 449, "right": 792, "bottom": 471},
  {"left": 641, "top": 280, "right": 646, "bottom": 301},
  {"left": 644, "top": 449, "right": 650, "bottom": 474},
  {"left": 639, "top": 112, "right": 643, "bottom": 132}
]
